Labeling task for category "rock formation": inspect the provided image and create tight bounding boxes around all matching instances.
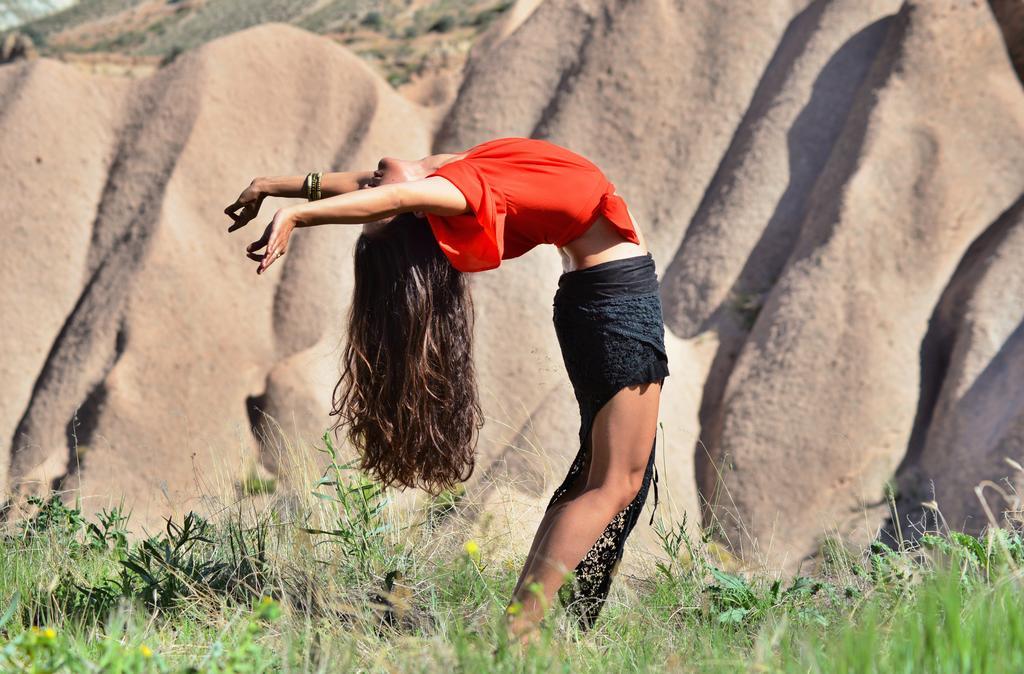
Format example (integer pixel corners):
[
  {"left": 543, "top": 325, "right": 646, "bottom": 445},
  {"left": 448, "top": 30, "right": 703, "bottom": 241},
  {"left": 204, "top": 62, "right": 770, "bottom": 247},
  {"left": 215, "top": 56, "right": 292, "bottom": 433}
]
[
  {"left": 1, "top": 24, "right": 433, "bottom": 528},
  {"left": 704, "top": 0, "right": 1024, "bottom": 566},
  {"left": 0, "top": 31, "right": 38, "bottom": 63},
  {"left": 888, "top": 196, "right": 1024, "bottom": 540},
  {"left": 434, "top": 0, "right": 1024, "bottom": 569},
  {"left": 3, "top": 0, "right": 1023, "bottom": 573}
]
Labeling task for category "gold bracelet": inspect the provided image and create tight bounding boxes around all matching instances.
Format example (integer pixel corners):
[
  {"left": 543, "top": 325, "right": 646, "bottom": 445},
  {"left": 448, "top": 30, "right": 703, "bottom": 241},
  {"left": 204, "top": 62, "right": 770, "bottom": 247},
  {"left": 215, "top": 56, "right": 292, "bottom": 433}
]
[
  {"left": 303, "top": 171, "right": 324, "bottom": 201},
  {"left": 303, "top": 172, "right": 314, "bottom": 200}
]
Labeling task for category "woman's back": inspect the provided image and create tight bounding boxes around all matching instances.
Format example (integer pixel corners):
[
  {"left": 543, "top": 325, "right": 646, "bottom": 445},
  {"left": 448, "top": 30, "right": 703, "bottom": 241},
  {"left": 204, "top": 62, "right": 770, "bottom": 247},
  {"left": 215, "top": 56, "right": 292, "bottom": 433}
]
[{"left": 426, "top": 137, "right": 644, "bottom": 272}]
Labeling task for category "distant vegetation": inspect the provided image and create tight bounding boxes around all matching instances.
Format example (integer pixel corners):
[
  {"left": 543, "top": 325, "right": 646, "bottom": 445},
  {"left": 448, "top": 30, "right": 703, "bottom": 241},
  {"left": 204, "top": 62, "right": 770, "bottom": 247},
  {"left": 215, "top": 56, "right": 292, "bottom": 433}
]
[
  {"left": 0, "top": 0, "right": 77, "bottom": 32},
  {"left": 3, "top": 432, "right": 1024, "bottom": 670},
  {"left": 0, "top": 0, "right": 513, "bottom": 86}
]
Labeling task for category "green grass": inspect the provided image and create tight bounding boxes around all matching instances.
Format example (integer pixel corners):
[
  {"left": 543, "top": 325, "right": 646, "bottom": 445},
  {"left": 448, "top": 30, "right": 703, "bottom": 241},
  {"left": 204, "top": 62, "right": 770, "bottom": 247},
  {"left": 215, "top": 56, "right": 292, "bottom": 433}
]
[{"left": 2, "top": 433, "right": 1024, "bottom": 671}]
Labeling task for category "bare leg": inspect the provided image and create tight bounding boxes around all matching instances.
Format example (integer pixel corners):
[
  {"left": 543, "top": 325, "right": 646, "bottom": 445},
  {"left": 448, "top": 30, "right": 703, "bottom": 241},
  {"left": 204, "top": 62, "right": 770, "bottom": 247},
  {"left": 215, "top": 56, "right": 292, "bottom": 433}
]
[
  {"left": 511, "top": 452, "right": 590, "bottom": 597},
  {"left": 506, "top": 381, "right": 662, "bottom": 639}
]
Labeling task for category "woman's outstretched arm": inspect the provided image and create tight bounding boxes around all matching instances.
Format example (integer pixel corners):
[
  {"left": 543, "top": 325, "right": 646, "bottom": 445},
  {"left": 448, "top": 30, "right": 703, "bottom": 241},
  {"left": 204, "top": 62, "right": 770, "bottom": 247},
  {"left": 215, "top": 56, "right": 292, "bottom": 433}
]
[
  {"left": 224, "top": 171, "right": 376, "bottom": 234},
  {"left": 236, "top": 176, "right": 468, "bottom": 274},
  {"left": 289, "top": 176, "right": 468, "bottom": 227},
  {"left": 258, "top": 170, "right": 376, "bottom": 199}
]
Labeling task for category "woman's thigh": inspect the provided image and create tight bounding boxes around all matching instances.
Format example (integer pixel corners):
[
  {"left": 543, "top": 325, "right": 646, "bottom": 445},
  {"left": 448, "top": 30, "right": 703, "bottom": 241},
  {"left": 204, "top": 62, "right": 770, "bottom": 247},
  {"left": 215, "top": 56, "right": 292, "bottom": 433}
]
[{"left": 584, "top": 381, "right": 662, "bottom": 496}]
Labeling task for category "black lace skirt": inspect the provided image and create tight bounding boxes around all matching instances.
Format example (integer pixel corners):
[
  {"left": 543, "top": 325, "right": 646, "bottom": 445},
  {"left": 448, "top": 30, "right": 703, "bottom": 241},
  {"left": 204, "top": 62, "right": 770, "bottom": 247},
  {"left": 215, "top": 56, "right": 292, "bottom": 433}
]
[{"left": 548, "top": 251, "right": 670, "bottom": 630}]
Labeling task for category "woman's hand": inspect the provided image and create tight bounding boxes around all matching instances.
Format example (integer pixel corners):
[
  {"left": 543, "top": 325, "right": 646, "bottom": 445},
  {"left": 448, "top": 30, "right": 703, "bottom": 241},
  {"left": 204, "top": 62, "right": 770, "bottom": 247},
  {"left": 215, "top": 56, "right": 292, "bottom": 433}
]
[
  {"left": 224, "top": 179, "right": 268, "bottom": 233},
  {"left": 246, "top": 207, "right": 297, "bottom": 275}
]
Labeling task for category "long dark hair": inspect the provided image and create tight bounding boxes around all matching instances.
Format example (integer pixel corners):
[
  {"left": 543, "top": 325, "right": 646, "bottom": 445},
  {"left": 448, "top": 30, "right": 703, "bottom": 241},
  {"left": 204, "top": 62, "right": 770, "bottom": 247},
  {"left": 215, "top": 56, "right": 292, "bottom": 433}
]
[{"left": 330, "top": 212, "right": 484, "bottom": 495}]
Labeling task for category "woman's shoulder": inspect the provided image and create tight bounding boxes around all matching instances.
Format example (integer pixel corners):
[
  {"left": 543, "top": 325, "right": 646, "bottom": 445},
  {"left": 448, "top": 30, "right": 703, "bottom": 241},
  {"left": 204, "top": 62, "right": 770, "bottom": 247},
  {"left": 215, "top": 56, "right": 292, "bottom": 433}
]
[
  {"left": 429, "top": 137, "right": 605, "bottom": 206},
  {"left": 441, "top": 138, "right": 601, "bottom": 179}
]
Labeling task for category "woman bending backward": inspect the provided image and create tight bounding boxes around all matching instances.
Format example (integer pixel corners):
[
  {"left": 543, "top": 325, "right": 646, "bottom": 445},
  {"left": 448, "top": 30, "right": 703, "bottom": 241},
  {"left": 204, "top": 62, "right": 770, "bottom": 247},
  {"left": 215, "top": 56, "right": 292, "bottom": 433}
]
[{"left": 224, "top": 137, "right": 670, "bottom": 643}]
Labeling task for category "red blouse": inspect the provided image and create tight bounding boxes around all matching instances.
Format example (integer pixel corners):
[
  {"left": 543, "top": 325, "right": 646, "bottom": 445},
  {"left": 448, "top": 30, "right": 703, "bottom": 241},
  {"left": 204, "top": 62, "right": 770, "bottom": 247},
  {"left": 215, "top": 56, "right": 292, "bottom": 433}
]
[{"left": 424, "top": 137, "right": 639, "bottom": 272}]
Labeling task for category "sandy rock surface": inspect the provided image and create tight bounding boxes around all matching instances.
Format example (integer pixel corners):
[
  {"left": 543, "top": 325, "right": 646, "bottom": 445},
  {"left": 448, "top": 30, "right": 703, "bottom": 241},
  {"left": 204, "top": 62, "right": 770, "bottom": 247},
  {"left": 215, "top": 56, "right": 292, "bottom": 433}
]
[
  {"left": 3, "top": 0, "right": 1024, "bottom": 575},
  {"left": 3, "top": 23, "right": 433, "bottom": 528},
  {"left": 889, "top": 198, "right": 1024, "bottom": 539},
  {"left": 708, "top": 0, "right": 1024, "bottom": 568}
]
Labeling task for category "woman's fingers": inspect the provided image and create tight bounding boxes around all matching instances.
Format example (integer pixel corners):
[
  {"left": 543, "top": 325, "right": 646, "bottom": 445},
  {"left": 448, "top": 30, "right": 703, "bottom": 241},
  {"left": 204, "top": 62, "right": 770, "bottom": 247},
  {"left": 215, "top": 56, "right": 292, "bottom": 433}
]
[
  {"left": 246, "top": 250, "right": 280, "bottom": 266},
  {"left": 224, "top": 200, "right": 244, "bottom": 223},
  {"left": 258, "top": 230, "right": 284, "bottom": 274},
  {"left": 226, "top": 202, "right": 256, "bottom": 233},
  {"left": 244, "top": 209, "right": 293, "bottom": 275},
  {"left": 257, "top": 248, "right": 285, "bottom": 275},
  {"left": 226, "top": 192, "right": 266, "bottom": 232},
  {"left": 247, "top": 223, "right": 271, "bottom": 254}
]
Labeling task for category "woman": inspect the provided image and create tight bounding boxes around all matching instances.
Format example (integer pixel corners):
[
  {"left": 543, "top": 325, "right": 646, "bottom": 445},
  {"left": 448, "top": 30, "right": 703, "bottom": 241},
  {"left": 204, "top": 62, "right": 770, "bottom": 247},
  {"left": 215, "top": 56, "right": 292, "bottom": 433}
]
[{"left": 224, "top": 137, "right": 670, "bottom": 642}]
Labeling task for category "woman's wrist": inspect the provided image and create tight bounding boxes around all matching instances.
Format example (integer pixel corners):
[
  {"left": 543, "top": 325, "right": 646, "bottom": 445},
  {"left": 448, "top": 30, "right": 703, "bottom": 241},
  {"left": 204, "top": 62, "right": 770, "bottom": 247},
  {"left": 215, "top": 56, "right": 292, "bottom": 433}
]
[
  {"left": 282, "top": 203, "right": 310, "bottom": 228},
  {"left": 256, "top": 175, "right": 306, "bottom": 199}
]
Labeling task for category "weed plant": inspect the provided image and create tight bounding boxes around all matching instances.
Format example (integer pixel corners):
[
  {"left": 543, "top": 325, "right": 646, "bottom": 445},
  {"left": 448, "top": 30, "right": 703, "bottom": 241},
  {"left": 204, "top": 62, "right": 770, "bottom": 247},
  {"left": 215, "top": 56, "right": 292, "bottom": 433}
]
[{"left": 2, "top": 431, "right": 1024, "bottom": 671}]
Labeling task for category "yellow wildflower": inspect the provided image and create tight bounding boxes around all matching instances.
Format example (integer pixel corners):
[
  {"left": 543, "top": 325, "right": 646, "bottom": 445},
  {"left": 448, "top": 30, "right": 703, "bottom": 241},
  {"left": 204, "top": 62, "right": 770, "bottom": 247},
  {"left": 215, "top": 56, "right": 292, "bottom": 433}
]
[
  {"left": 139, "top": 645, "right": 153, "bottom": 658},
  {"left": 43, "top": 628, "right": 56, "bottom": 640}
]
